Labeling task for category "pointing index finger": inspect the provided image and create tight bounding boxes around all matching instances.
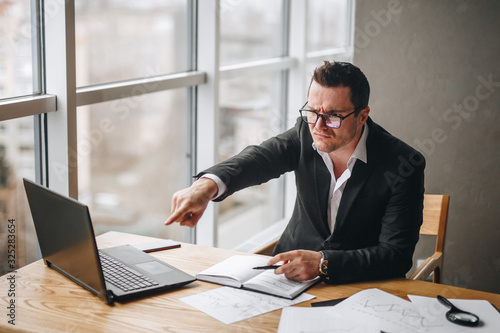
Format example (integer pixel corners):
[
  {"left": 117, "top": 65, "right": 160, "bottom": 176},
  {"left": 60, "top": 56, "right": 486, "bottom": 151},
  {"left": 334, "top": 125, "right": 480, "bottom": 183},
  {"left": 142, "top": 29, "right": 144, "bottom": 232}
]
[{"left": 164, "top": 209, "right": 189, "bottom": 225}]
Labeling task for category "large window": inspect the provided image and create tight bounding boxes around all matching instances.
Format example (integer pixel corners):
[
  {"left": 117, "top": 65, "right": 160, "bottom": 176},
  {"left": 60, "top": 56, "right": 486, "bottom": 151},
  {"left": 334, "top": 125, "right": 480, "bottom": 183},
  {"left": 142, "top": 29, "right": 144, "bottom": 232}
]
[
  {"left": 0, "top": 0, "right": 42, "bottom": 276},
  {"left": 307, "top": 0, "right": 351, "bottom": 52},
  {"left": 77, "top": 90, "right": 188, "bottom": 241},
  {"left": 0, "top": 118, "right": 37, "bottom": 276},
  {"left": 0, "top": 0, "right": 354, "bottom": 272},
  {"left": 218, "top": 71, "right": 285, "bottom": 249},
  {"left": 0, "top": 0, "right": 33, "bottom": 99},
  {"left": 219, "top": 0, "right": 283, "bottom": 66},
  {"left": 213, "top": 0, "right": 354, "bottom": 249},
  {"left": 75, "top": 1, "right": 188, "bottom": 86},
  {"left": 74, "top": 1, "right": 190, "bottom": 242},
  {"left": 215, "top": 0, "right": 287, "bottom": 249}
]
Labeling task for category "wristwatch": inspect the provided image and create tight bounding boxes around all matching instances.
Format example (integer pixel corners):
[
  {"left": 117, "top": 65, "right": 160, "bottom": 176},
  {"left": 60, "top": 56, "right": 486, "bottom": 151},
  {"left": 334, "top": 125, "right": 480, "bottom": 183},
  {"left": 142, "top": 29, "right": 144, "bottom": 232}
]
[{"left": 318, "top": 251, "right": 328, "bottom": 276}]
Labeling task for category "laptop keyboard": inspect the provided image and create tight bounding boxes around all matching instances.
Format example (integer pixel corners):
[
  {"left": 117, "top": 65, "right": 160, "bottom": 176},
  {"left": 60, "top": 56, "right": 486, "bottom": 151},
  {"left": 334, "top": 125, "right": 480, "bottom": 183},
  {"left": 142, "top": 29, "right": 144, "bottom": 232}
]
[{"left": 99, "top": 252, "right": 159, "bottom": 292}]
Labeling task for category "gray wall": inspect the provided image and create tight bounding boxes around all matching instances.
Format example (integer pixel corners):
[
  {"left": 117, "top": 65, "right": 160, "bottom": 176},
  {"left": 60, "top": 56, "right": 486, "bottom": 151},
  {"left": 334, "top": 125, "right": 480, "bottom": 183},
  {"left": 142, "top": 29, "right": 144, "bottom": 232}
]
[{"left": 354, "top": 0, "right": 500, "bottom": 293}]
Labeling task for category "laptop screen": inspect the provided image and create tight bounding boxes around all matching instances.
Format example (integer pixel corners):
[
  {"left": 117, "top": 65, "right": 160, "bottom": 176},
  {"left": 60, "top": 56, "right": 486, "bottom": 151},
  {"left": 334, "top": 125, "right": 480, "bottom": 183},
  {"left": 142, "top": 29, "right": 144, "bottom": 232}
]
[{"left": 23, "top": 178, "right": 108, "bottom": 302}]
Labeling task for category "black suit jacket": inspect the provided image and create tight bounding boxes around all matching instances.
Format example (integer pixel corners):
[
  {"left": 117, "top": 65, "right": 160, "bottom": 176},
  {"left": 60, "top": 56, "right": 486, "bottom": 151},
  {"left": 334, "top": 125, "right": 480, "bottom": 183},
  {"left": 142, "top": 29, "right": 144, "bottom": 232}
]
[{"left": 200, "top": 117, "right": 425, "bottom": 283}]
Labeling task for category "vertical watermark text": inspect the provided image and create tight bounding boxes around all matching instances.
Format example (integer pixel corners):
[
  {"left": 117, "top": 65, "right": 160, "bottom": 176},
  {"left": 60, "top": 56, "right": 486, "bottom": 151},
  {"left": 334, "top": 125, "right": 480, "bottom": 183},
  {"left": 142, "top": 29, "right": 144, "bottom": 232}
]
[{"left": 6, "top": 218, "right": 17, "bottom": 325}]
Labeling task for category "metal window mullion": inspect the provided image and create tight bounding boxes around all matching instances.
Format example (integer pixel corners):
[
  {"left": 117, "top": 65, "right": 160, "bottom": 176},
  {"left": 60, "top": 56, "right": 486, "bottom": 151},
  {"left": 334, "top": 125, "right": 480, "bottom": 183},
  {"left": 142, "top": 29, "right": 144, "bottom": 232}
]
[
  {"left": 186, "top": 84, "right": 197, "bottom": 244},
  {"left": 34, "top": 113, "right": 43, "bottom": 184},
  {"left": 31, "top": 0, "right": 46, "bottom": 185},
  {"left": 44, "top": 0, "right": 78, "bottom": 197},
  {"left": 32, "top": 0, "right": 51, "bottom": 188},
  {"left": 219, "top": 57, "right": 297, "bottom": 80},
  {"left": 195, "top": 0, "right": 220, "bottom": 247},
  {"left": 31, "top": 0, "right": 43, "bottom": 95},
  {"left": 306, "top": 46, "right": 352, "bottom": 61},
  {"left": 276, "top": 0, "right": 291, "bottom": 222},
  {"left": 347, "top": 0, "right": 356, "bottom": 56},
  {"left": 0, "top": 95, "right": 56, "bottom": 121},
  {"left": 76, "top": 71, "right": 206, "bottom": 107},
  {"left": 284, "top": 0, "right": 308, "bottom": 222},
  {"left": 185, "top": 0, "right": 198, "bottom": 244}
]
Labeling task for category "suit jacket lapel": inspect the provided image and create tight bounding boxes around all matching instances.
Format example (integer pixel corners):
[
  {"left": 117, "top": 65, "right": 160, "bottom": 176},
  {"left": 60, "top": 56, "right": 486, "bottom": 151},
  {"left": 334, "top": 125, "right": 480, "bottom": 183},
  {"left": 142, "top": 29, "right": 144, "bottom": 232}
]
[{"left": 332, "top": 118, "right": 379, "bottom": 235}]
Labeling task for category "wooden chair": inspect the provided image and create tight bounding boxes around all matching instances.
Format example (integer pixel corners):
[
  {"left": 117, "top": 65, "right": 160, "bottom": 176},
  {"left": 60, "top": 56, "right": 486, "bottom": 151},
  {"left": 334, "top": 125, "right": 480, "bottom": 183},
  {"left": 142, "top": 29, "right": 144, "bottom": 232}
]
[
  {"left": 253, "top": 240, "right": 277, "bottom": 256},
  {"left": 410, "top": 194, "right": 449, "bottom": 283},
  {"left": 255, "top": 194, "right": 450, "bottom": 283}
]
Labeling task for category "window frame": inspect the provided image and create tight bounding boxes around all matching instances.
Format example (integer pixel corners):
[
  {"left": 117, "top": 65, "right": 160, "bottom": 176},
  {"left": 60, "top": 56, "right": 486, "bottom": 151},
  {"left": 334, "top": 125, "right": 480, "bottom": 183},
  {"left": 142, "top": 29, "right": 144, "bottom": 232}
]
[{"left": 1, "top": 0, "right": 355, "bottom": 248}]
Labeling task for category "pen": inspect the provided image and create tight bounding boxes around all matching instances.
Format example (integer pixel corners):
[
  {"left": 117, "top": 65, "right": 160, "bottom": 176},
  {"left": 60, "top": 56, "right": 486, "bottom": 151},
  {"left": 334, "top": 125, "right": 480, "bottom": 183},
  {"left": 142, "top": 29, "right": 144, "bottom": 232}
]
[{"left": 252, "top": 265, "right": 281, "bottom": 270}]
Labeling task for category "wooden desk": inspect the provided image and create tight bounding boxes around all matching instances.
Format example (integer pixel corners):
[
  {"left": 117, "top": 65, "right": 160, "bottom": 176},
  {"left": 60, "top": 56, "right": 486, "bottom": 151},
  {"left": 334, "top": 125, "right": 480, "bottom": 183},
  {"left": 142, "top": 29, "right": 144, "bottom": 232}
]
[{"left": 1, "top": 231, "right": 499, "bottom": 332}]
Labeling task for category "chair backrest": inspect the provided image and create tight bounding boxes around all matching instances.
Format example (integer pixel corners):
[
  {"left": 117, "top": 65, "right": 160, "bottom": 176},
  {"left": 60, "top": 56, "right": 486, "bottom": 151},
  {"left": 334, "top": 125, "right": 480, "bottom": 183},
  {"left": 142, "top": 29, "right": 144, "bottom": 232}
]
[{"left": 421, "top": 194, "right": 449, "bottom": 253}]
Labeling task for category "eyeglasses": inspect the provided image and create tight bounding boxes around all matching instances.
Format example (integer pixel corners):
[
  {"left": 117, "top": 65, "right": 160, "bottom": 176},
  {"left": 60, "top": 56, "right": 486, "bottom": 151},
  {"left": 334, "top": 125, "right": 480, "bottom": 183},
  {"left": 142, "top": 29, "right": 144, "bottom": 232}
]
[{"left": 299, "top": 102, "right": 365, "bottom": 129}]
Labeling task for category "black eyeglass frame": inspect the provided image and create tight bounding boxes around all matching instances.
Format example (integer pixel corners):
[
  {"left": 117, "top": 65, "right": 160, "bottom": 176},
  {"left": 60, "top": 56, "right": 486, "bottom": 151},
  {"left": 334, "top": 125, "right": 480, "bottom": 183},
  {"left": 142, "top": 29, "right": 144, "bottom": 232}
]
[{"left": 299, "top": 102, "right": 366, "bottom": 129}]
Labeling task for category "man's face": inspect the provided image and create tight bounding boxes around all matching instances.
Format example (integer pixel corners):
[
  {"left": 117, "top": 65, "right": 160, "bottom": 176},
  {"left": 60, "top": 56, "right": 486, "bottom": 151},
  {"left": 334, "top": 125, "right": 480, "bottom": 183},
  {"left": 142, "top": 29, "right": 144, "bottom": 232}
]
[{"left": 307, "top": 81, "right": 369, "bottom": 154}]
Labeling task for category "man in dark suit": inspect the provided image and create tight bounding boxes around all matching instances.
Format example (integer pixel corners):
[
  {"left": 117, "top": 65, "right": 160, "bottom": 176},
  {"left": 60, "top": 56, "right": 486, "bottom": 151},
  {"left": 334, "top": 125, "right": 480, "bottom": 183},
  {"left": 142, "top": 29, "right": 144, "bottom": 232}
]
[{"left": 165, "top": 61, "right": 425, "bottom": 284}]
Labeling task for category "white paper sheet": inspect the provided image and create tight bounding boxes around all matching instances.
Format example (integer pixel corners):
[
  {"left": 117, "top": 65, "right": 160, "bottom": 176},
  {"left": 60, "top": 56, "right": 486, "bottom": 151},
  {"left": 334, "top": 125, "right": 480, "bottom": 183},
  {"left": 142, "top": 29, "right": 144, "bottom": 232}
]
[
  {"left": 331, "top": 288, "right": 436, "bottom": 333},
  {"left": 275, "top": 288, "right": 500, "bottom": 333},
  {"left": 408, "top": 295, "right": 500, "bottom": 333},
  {"left": 179, "top": 286, "right": 315, "bottom": 325},
  {"left": 277, "top": 306, "right": 379, "bottom": 333}
]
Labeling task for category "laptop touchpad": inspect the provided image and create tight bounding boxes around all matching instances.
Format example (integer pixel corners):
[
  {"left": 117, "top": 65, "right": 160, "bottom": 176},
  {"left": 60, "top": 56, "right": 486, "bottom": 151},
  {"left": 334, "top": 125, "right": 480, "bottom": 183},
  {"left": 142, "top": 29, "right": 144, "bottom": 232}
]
[{"left": 136, "top": 261, "right": 173, "bottom": 275}]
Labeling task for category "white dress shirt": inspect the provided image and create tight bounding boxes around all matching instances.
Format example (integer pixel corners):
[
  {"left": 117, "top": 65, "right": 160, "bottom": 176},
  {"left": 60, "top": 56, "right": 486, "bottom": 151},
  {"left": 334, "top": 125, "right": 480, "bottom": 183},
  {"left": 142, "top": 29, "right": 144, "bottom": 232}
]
[{"left": 314, "top": 124, "right": 369, "bottom": 233}]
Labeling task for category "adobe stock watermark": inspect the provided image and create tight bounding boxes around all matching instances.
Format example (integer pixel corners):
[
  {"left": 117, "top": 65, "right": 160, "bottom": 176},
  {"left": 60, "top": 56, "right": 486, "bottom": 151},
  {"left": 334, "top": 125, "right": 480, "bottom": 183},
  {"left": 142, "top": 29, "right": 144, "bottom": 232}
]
[
  {"left": 234, "top": 112, "right": 287, "bottom": 153},
  {"left": 354, "top": 0, "right": 403, "bottom": 55},
  {"left": 414, "top": 73, "right": 499, "bottom": 158},
  {"left": 24, "top": 0, "right": 68, "bottom": 34},
  {"left": 6, "top": 218, "right": 17, "bottom": 326},
  {"left": 383, "top": 73, "right": 498, "bottom": 190},
  {"left": 384, "top": 150, "right": 425, "bottom": 192}
]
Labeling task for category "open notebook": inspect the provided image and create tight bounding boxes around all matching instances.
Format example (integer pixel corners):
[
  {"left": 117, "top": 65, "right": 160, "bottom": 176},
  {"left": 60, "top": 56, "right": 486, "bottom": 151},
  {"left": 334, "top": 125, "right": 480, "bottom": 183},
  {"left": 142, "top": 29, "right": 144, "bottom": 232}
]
[{"left": 196, "top": 255, "right": 318, "bottom": 299}]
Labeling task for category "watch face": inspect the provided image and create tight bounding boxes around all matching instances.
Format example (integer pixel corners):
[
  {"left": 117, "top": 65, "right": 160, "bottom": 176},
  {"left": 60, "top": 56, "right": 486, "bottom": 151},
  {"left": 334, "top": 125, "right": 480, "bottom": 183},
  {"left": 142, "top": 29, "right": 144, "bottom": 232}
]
[{"left": 321, "top": 260, "right": 328, "bottom": 275}]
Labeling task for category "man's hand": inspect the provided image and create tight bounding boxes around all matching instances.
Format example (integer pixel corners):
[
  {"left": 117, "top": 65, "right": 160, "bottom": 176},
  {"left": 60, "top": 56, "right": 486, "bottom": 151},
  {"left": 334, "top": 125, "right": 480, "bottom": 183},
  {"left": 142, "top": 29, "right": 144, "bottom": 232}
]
[
  {"left": 164, "top": 178, "right": 218, "bottom": 227},
  {"left": 267, "top": 250, "right": 322, "bottom": 281}
]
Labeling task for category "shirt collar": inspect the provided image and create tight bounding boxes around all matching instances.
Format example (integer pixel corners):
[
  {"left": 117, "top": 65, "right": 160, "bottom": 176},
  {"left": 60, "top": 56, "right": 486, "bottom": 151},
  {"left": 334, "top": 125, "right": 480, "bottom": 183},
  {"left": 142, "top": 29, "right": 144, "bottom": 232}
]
[{"left": 350, "top": 123, "right": 369, "bottom": 165}]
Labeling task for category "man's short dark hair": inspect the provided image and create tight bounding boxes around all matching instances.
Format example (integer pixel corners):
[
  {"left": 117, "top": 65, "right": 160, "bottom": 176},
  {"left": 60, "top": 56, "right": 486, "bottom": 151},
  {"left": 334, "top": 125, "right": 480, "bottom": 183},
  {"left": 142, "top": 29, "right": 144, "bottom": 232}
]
[{"left": 310, "top": 61, "right": 370, "bottom": 113}]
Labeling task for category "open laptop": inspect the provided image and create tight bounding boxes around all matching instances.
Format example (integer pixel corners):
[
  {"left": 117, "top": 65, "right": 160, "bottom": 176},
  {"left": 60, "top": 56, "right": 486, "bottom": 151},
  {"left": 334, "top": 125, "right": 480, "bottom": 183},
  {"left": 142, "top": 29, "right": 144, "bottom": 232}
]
[{"left": 23, "top": 178, "right": 195, "bottom": 305}]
